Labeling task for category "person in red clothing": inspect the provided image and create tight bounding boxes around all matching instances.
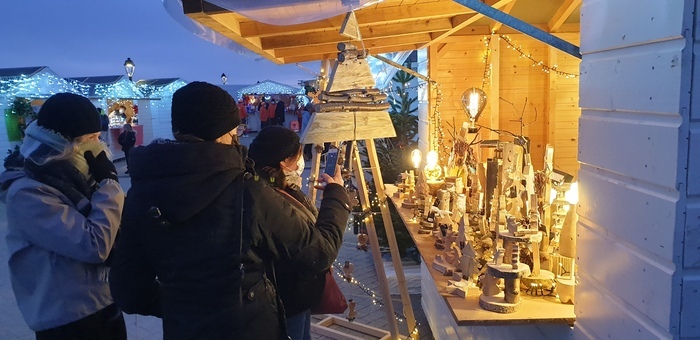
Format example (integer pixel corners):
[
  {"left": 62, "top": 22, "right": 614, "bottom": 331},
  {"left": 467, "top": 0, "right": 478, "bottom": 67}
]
[
  {"left": 268, "top": 99, "right": 278, "bottom": 126},
  {"left": 237, "top": 100, "right": 248, "bottom": 123},
  {"left": 259, "top": 100, "right": 270, "bottom": 129},
  {"left": 237, "top": 100, "right": 249, "bottom": 137}
]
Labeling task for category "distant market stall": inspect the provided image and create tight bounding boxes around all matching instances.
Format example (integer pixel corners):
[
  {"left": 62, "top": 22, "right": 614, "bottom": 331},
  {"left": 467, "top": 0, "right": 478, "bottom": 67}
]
[
  {"left": 0, "top": 66, "right": 187, "bottom": 159},
  {"left": 0, "top": 66, "right": 79, "bottom": 155},
  {"left": 236, "top": 79, "right": 304, "bottom": 131}
]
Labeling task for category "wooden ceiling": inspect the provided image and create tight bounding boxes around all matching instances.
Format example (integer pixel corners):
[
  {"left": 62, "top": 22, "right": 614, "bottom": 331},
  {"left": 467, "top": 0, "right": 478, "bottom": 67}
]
[{"left": 182, "top": 0, "right": 581, "bottom": 64}]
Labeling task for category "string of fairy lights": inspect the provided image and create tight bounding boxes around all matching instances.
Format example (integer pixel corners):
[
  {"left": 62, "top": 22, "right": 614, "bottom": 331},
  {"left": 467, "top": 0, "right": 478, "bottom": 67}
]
[
  {"left": 497, "top": 34, "right": 578, "bottom": 78},
  {"left": 0, "top": 71, "right": 188, "bottom": 106},
  {"left": 331, "top": 260, "right": 420, "bottom": 340}
]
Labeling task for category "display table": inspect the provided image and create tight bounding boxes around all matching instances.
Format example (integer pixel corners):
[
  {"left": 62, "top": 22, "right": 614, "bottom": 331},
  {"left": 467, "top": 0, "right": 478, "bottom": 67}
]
[{"left": 385, "top": 185, "right": 575, "bottom": 339}]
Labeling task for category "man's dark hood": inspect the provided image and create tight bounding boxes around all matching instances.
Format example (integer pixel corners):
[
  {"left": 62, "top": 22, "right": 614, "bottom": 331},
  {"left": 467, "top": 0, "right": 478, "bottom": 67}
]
[{"left": 127, "top": 140, "right": 249, "bottom": 225}]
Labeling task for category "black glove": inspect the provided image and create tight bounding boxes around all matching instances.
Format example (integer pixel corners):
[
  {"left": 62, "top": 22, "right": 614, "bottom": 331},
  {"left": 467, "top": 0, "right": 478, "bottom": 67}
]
[{"left": 85, "top": 151, "right": 118, "bottom": 183}]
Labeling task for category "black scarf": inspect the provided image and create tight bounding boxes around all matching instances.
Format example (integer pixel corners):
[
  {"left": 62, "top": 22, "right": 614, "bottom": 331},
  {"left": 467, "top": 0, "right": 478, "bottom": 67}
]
[{"left": 24, "top": 144, "right": 95, "bottom": 216}]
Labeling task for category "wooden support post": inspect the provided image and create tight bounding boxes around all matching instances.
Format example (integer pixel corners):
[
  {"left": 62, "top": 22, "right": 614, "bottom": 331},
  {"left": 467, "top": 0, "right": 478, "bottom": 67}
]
[
  {"left": 488, "top": 36, "right": 501, "bottom": 142},
  {"left": 364, "top": 139, "right": 417, "bottom": 336},
  {"left": 351, "top": 143, "right": 400, "bottom": 339}
]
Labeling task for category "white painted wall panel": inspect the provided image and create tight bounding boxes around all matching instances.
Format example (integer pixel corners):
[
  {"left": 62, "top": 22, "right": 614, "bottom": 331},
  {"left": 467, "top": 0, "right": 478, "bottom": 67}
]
[
  {"left": 136, "top": 100, "right": 153, "bottom": 145},
  {"left": 686, "top": 204, "right": 700, "bottom": 267},
  {"left": 576, "top": 168, "right": 678, "bottom": 261},
  {"left": 692, "top": 45, "right": 700, "bottom": 122},
  {"left": 578, "top": 115, "right": 681, "bottom": 192},
  {"left": 680, "top": 276, "right": 700, "bottom": 337},
  {"left": 575, "top": 271, "right": 672, "bottom": 339},
  {"left": 149, "top": 101, "right": 174, "bottom": 141},
  {"left": 689, "top": 128, "right": 700, "bottom": 196},
  {"left": 579, "top": 40, "right": 684, "bottom": 114},
  {"left": 577, "top": 220, "right": 676, "bottom": 330},
  {"left": 581, "top": 0, "right": 684, "bottom": 54}
]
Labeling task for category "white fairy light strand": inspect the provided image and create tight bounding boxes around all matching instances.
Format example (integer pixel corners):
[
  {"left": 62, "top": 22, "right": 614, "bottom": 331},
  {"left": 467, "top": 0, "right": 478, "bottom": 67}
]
[
  {"left": 497, "top": 34, "right": 578, "bottom": 78},
  {"left": 332, "top": 261, "right": 420, "bottom": 339}
]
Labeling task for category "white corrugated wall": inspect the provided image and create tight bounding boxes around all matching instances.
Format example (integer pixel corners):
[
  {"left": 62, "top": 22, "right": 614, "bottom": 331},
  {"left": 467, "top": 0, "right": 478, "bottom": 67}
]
[{"left": 577, "top": 0, "right": 698, "bottom": 338}]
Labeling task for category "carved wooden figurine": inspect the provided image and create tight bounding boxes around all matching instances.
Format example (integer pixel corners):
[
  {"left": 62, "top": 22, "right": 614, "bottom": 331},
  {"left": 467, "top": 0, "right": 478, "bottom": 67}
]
[{"left": 343, "top": 261, "right": 355, "bottom": 282}]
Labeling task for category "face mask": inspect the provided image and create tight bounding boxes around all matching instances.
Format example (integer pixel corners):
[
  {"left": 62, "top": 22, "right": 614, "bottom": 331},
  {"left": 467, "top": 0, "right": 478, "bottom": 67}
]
[
  {"left": 282, "top": 156, "right": 304, "bottom": 189},
  {"left": 295, "top": 156, "right": 305, "bottom": 176}
]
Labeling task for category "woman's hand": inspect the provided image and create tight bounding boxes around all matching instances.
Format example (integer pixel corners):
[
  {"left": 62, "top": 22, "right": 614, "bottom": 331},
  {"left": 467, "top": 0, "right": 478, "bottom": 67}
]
[{"left": 314, "top": 165, "right": 343, "bottom": 190}]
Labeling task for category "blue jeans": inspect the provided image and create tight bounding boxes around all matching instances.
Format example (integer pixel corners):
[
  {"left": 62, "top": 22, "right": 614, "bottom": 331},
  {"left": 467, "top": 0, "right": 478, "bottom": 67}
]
[{"left": 285, "top": 309, "right": 311, "bottom": 340}]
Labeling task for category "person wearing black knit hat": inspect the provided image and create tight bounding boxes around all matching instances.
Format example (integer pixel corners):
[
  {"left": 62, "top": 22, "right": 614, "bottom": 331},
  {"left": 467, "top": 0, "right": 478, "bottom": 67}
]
[
  {"left": 0, "top": 92, "right": 125, "bottom": 339},
  {"left": 248, "top": 125, "right": 345, "bottom": 340},
  {"left": 249, "top": 126, "right": 304, "bottom": 188},
  {"left": 171, "top": 81, "right": 240, "bottom": 141},
  {"left": 110, "top": 82, "right": 351, "bottom": 340}
]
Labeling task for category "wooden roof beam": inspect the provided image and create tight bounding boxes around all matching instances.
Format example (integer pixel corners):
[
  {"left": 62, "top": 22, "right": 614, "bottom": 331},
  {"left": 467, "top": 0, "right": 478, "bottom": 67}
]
[
  {"left": 548, "top": 0, "right": 581, "bottom": 32},
  {"left": 262, "top": 19, "right": 452, "bottom": 50},
  {"left": 274, "top": 33, "right": 436, "bottom": 58},
  {"left": 238, "top": 1, "right": 486, "bottom": 38},
  {"left": 205, "top": 13, "right": 280, "bottom": 63},
  {"left": 422, "top": 0, "right": 513, "bottom": 48},
  {"left": 282, "top": 44, "right": 422, "bottom": 64}
]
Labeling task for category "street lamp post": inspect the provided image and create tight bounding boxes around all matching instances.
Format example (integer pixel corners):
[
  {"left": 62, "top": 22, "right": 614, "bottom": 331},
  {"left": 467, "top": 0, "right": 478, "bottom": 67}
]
[
  {"left": 124, "top": 58, "right": 136, "bottom": 82},
  {"left": 221, "top": 73, "right": 228, "bottom": 85}
]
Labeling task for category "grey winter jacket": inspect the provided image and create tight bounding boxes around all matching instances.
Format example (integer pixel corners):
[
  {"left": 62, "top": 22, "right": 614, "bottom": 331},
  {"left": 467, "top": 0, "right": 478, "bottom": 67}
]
[{"left": 0, "top": 170, "right": 124, "bottom": 331}]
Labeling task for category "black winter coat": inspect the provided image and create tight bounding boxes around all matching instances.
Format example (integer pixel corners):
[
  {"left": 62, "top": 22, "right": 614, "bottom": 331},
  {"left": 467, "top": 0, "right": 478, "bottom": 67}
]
[
  {"left": 117, "top": 131, "right": 136, "bottom": 152},
  {"left": 108, "top": 140, "right": 351, "bottom": 340},
  {"left": 272, "top": 187, "right": 326, "bottom": 317}
]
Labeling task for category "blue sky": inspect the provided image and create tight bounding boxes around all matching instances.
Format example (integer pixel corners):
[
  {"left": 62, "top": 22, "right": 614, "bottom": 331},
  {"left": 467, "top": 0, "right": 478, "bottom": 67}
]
[{"left": 0, "top": 0, "right": 320, "bottom": 86}]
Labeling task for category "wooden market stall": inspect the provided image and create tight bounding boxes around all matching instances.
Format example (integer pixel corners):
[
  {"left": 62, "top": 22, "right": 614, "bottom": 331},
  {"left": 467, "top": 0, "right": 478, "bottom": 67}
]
[
  {"left": 179, "top": 0, "right": 582, "bottom": 338},
  {"left": 177, "top": 1, "right": 700, "bottom": 339},
  {"left": 234, "top": 80, "right": 303, "bottom": 131},
  {"left": 69, "top": 75, "right": 148, "bottom": 158}
]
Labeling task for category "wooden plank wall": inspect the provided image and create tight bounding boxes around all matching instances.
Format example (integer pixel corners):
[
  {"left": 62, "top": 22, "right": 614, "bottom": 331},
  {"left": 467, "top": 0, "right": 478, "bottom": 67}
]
[{"left": 429, "top": 33, "right": 580, "bottom": 176}]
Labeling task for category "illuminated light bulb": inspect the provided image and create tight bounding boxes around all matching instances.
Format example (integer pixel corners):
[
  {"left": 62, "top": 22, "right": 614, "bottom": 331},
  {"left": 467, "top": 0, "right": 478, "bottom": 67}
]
[
  {"left": 426, "top": 150, "right": 438, "bottom": 168},
  {"left": 566, "top": 182, "right": 579, "bottom": 205},
  {"left": 460, "top": 87, "right": 487, "bottom": 133},
  {"left": 423, "top": 150, "right": 443, "bottom": 182},
  {"left": 411, "top": 149, "right": 422, "bottom": 169}
]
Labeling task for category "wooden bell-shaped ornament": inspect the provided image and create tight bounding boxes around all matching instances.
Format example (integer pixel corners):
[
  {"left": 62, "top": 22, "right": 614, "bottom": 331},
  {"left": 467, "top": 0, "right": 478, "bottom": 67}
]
[
  {"left": 357, "top": 233, "right": 369, "bottom": 251},
  {"left": 342, "top": 261, "right": 355, "bottom": 282}
]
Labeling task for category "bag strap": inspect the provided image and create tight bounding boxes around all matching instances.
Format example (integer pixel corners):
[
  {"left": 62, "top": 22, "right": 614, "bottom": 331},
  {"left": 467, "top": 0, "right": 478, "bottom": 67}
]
[{"left": 273, "top": 187, "right": 317, "bottom": 223}]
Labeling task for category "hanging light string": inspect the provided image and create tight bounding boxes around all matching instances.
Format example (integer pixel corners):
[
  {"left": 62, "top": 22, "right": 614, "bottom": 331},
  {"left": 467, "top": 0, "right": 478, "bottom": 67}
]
[
  {"left": 481, "top": 35, "right": 492, "bottom": 90},
  {"left": 382, "top": 81, "right": 429, "bottom": 95},
  {"left": 332, "top": 261, "right": 420, "bottom": 340},
  {"left": 431, "top": 83, "right": 447, "bottom": 161},
  {"left": 498, "top": 34, "right": 578, "bottom": 78}
]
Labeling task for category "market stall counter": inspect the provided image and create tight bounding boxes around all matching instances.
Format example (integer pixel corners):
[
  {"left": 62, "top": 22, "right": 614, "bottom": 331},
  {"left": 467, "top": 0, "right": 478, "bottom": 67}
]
[{"left": 385, "top": 185, "right": 575, "bottom": 339}]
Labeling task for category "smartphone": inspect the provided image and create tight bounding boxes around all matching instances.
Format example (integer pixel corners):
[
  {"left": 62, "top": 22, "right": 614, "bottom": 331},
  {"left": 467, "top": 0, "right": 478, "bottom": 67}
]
[{"left": 324, "top": 148, "right": 339, "bottom": 176}]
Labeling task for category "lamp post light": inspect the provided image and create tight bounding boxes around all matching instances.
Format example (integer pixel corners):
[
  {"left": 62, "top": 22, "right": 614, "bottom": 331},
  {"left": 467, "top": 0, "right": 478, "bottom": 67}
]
[
  {"left": 124, "top": 58, "right": 136, "bottom": 82},
  {"left": 221, "top": 73, "right": 228, "bottom": 85}
]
